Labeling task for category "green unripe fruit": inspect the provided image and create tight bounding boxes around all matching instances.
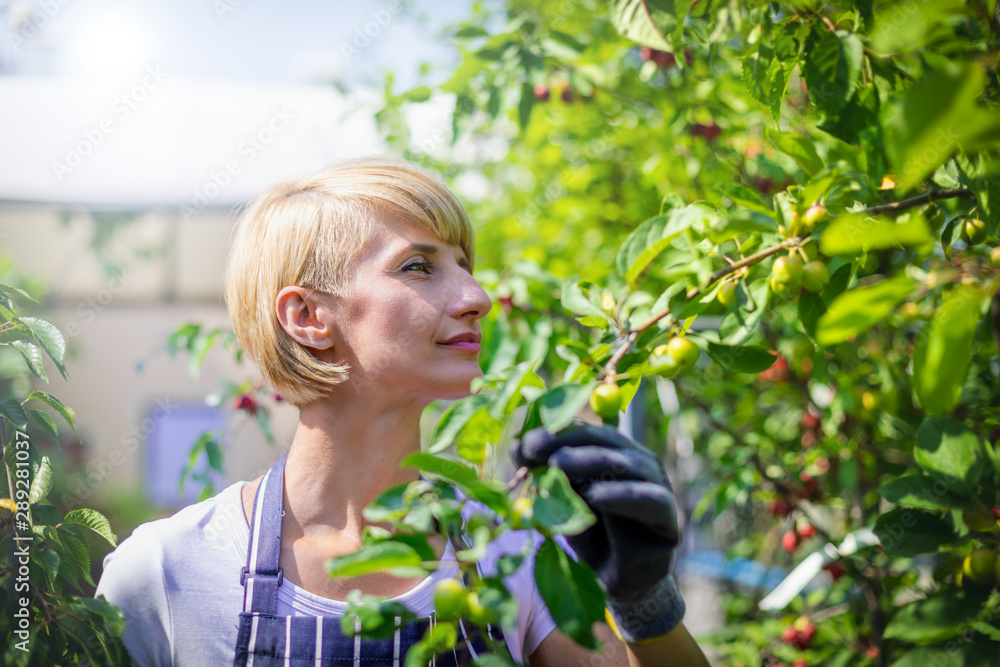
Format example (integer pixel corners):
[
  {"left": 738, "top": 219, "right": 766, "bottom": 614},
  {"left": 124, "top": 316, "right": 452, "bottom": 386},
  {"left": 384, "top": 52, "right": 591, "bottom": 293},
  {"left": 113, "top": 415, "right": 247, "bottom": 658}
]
[
  {"left": 961, "top": 218, "right": 988, "bottom": 246},
  {"left": 801, "top": 261, "right": 829, "bottom": 292},
  {"left": 650, "top": 345, "right": 681, "bottom": 378},
  {"left": 717, "top": 281, "right": 737, "bottom": 307},
  {"left": 963, "top": 505, "right": 995, "bottom": 532},
  {"left": 801, "top": 205, "right": 829, "bottom": 228},
  {"left": 962, "top": 547, "right": 997, "bottom": 587},
  {"left": 772, "top": 255, "right": 804, "bottom": 285},
  {"left": 666, "top": 336, "right": 700, "bottom": 370},
  {"left": 466, "top": 592, "right": 495, "bottom": 626},
  {"left": 510, "top": 497, "right": 533, "bottom": 529},
  {"left": 589, "top": 383, "right": 622, "bottom": 418},
  {"left": 434, "top": 578, "right": 468, "bottom": 620},
  {"left": 800, "top": 240, "right": 820, "bottom": 263},
  {"left": 768, "top": 276, "right": 800, "bottom": 301}
]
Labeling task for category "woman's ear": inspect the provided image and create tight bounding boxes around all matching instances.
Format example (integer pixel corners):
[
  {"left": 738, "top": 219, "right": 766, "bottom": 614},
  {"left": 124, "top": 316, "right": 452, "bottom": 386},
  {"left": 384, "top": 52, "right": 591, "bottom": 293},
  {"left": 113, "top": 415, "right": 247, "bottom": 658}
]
[{"left": 275, "top": 286, "right": 336, "bottom": 351}]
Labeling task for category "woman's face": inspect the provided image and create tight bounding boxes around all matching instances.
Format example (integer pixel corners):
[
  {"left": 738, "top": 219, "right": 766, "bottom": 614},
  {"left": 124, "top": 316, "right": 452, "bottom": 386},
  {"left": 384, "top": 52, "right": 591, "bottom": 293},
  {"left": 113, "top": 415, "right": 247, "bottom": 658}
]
[{"left": 324, "top": 216, "right": 493, "bottom": 402}]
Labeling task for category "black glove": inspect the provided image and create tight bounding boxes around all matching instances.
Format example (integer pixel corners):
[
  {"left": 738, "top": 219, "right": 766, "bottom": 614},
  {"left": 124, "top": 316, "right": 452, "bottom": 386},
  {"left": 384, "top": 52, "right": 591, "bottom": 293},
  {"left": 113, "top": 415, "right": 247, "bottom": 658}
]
[{"left": 512, "top": 423, "right": 686, "bottom": 642}]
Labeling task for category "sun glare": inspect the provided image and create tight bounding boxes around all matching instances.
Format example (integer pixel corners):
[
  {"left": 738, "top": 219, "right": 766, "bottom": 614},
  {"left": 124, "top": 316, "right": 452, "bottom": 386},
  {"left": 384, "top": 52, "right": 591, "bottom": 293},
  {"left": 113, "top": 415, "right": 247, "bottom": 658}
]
[{"left": 64, "top": 13, "right": 154, "bottom": 79}]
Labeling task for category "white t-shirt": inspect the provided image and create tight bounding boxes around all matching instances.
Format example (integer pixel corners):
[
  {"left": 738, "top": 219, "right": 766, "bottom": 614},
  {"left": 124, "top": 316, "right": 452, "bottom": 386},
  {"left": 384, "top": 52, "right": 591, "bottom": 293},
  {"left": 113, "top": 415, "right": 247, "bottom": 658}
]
[{"left": 95, "top": 480, "right": 557, "bottom": 666}]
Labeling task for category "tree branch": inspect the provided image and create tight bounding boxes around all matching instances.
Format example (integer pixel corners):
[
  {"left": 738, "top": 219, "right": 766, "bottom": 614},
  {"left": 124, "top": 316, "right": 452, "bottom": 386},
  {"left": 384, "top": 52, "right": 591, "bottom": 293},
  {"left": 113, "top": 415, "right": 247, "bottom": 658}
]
[{"left": 860, "top": 188, "right": 974, "bottom": 216}]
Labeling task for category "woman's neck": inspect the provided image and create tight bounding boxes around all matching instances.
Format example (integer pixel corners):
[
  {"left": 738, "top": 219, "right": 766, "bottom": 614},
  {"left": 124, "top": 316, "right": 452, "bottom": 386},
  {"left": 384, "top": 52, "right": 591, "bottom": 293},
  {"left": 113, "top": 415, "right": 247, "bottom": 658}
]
[{"left": 281, "top": 388, "right": 428, "bottom": 544}]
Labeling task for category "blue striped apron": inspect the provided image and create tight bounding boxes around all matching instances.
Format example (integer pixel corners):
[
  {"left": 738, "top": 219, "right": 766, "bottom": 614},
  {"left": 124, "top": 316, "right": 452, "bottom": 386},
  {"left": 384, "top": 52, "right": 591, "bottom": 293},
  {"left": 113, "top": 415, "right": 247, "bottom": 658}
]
[{"left": 233, "top": 451, "right": 509, "bottom": 666}]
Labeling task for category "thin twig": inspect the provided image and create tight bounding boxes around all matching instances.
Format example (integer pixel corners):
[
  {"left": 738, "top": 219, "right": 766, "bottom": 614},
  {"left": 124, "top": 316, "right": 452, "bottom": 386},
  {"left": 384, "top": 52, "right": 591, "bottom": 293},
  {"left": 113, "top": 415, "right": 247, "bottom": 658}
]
[{"left": 861, "top": 188, "right": 974, "bottom": 215}]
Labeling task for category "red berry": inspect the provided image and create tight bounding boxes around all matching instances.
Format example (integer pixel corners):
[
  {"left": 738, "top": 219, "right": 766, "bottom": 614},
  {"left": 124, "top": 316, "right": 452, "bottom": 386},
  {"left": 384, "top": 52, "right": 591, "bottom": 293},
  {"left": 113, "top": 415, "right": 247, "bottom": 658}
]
[
  {"left": 273, "top": 393, "right": 283, "bottom": 402},
  {"left": 824, "top": 562, "right": 846, "bottom": 581},
  {"left": 640, "top": 45, "right": 676, "bottom": 68},
  {"left": 758, "top": 354, "right": 789, "bottom": 382},
  {"left": 769, "top": 498, "right": 793, "bottom": 518},
  {"left": 781, "top": 626, "right": 799, "bottom": 644},
  {"left": 793, "top": 661, "right": 808, "bottom": 667},
  {"left": 798, "top": 622, "right": 816, "bottom": 645},
  {"left": 560, "top": 85, "right": 573, "bottom": 102},
  {"left": 800, "top": 432, "right": 818, "bottom": 449},
  {"left": 801, "top": 412, "right": 821, "bottom": 431},
  {"left": 499, "top": 296, "right": 514, "bottom": 314},
  {"left": 753, "top": 177, "right": 775, "bottom": 194},
  {"left": 797, "top": 523, "right": 816, "bottom": 539},
  {"left": 800, "top": 473, "right": 820, "bottom": 499},
  {"left": 690, "top": 123, "right": 721, "bottom": 141},
  {"left": 533, "top": 84, "right": 550, "bottom": 102},
  {"left": 233, "top": 394, "right": 258, "bottom": 415},
  {"left": 782, "top": 530, "right": 799, "bottom": 553}
]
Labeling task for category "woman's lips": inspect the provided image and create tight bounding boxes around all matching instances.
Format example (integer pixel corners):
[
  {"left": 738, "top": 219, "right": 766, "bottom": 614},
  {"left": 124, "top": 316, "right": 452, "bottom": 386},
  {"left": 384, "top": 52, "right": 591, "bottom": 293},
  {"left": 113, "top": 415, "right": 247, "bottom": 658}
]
[{"left": 440, "top": 341, "right": 480, "bottom": 352}]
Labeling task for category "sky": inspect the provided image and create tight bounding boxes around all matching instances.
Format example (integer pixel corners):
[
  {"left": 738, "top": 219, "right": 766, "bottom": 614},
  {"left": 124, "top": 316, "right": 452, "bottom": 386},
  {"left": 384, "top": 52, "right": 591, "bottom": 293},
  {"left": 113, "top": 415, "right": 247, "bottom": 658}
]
[{"left": 0, "top": 0, "right": 476, "bottom": 206}]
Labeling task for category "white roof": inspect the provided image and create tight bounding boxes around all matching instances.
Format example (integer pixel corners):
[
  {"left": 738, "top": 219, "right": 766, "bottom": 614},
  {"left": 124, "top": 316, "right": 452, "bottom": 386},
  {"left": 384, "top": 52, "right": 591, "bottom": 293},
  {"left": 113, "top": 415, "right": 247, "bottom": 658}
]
[{"left": 0, "top": 74, "right": 385, "bottom": 208}]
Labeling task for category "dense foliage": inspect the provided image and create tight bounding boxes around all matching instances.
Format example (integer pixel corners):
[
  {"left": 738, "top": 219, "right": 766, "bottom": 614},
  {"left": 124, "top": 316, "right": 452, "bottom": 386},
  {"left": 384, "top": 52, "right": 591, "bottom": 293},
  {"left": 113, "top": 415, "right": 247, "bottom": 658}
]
[
  {"left": 362, "top": 1, "right": 1000, "bottom": 665},
  {"left": 0, "top": 284, "right": 128, "bottom": 665}
]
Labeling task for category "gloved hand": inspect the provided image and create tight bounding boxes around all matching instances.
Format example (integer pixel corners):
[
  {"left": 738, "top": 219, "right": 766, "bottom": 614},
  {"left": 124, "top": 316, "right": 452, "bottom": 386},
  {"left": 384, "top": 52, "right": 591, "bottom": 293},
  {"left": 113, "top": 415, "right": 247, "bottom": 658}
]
[{"left": 511, "top": 422, "right": 685, "bottom": 643}]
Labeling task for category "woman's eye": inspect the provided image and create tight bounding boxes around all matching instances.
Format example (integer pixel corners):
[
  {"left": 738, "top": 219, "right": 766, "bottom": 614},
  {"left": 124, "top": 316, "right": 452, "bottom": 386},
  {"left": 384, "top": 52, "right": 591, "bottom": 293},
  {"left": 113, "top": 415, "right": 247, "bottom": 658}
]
[{"left": 403, "top": 260, "right": 433, "bottom": 274}]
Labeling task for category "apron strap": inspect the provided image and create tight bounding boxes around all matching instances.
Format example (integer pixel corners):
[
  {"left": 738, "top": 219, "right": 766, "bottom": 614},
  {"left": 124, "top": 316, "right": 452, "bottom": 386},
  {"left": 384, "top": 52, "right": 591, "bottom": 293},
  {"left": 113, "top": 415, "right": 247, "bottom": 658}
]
[{"left": 242, "top": 449, "right": 289, "bottom": 614}]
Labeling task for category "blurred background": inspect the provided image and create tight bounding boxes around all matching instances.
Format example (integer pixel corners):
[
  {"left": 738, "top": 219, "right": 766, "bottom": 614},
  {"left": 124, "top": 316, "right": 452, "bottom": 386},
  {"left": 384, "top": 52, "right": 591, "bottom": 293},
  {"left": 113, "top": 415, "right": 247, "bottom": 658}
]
[{"left": 0, "top": 0, "right": 474, "bottom": 525}]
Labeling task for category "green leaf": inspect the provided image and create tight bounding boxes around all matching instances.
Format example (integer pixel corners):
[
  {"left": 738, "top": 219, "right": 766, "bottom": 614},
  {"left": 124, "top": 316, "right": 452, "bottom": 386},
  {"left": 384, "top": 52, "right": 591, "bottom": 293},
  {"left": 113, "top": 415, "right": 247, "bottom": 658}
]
[
  {"left": 27, "top": 408, "right": 57, "bottom": 441},
  {"left": 532, "top": 467, "right": 597, "bottom": 536},
  {"left": 741, "top": 31, "right": 796, "bottom": 123},
  {"left": 61, "top": 528, "right": 94, "bottom": 587},
  {"left": 0, "top": 283, "right": 36, "bottom": 304},
  {"left": 62, "top": 508, "right": 118, "bottom": 547},
  {"left": 1, "top": 398, "right": 28, "bottom": 429},
  {"left": 878, "top": 474, "right": 973, "bottom": 511},
  {"left": 822, "top": 263, "right": 853, "bottom": 304},
  {"left": 882, "top": 62, "right": 1000, "bottom": 190},
  {"left": 718, "top": 279, "right": 770, "bottom": 346},
  {"left": 873, "top": 508, "right": 956, "bottom": 557},
  {"left": 912, "top": 286, "right": 985, "bottom": 415},
  {"left": 517, "top": 81, "right": 534, "bottom": 130},
  {"left": 17, "top": 317, "right": 67, "bottom": 379},
  {"left": 401, "top": 452, "right": 480, "bottom": 489},
  {"left": 615, "top": 210, "right": 693, "bottom": 285},
  {"left": 871, "top": 0, "right": 967, "bottom": 55},
  {"left": 706, "top": 344, "right": 776, "bottom": 374},
  {"left": 11, "top": 340, "right": 46, "bottom": 381},
  {"left": 797, "top": 291, "right": 825, "bottom": 338},
  {"left": 430, "top": 395, "right": 490, "bottom": 453},
  {"left": 455, "top": 407, "right": 503, "bottom": 465},
  {"left": 884, "top": 592, "right": 980, "bottom": 644},
  {"left": 802, "top": 29, "right": 863, "bottom": 115},
  {"left": 362, "top": 484, "right": 408, "bottom": 524},
  {"left": 534, "top": 538, "right": 605, "bottom": 650},
  {"left": 820, "top": 212, "right": 934, "bottom": 256},
  {"left": 607, "top": 0, "right": 676, "bottom": 50},
  {"left": 560, "top": 281, "right": 607, "bottom": 320},
  {"left": 29, "top": 454, "right": 53, "bottom": 504},
  {"left": 914, "top": 417, "right": 982, "bottom": 489},
  {"left": 766, "top": 129, "right": 823, "bottom": 176},
  {"left": 815, "top": 275, "right": 914, "bottom": 346},
  {"left": 538, "top": 383, "right": 598, "bottom": 433},
  {"left": 26, "top": 391, "right": 76, "bottom": 431},
  {"left": 204, "top": 436, "right": 224, "bottom": 474},
  {"left": 33, "top": 547, "right": 60, "bottom": 588},
  {"left": 326, "top": 542, "right": 423, "bottom": 578}
]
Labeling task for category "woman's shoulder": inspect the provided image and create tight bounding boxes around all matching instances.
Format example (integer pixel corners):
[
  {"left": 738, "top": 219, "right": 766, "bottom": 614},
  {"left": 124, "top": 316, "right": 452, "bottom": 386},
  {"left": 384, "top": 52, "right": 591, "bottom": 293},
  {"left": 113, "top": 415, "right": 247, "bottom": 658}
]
[{"left": 99, "top": 480, "right": 248, "bottom": 579}]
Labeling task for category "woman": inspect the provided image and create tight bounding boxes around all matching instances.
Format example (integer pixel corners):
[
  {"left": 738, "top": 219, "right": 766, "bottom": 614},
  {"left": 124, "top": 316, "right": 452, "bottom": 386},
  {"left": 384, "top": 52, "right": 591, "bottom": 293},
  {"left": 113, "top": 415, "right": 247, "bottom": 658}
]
[{"left": 96, "top": 158, "right": 709, "bottom": 666}]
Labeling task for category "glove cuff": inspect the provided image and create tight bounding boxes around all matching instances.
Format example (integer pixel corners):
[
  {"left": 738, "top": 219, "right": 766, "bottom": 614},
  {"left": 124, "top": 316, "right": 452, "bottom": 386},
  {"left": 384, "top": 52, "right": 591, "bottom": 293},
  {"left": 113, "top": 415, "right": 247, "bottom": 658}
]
[{"left": 604, "top": 575, "right": 686, "bottom": 644}]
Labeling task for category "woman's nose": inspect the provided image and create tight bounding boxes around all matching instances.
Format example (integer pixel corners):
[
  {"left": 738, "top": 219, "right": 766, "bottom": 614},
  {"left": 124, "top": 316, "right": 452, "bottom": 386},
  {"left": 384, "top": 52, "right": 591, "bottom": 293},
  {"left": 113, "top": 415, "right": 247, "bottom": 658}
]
[{"left": 450, "top": 272, "right": 493, "bottom": 321}]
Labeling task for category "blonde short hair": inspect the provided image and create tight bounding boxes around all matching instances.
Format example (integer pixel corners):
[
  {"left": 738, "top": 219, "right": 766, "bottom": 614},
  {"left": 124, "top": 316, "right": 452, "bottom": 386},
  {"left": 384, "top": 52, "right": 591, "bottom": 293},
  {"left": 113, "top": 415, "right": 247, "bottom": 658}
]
[{"left": 223, "top": 157, "right": 476, "bottom": 406}]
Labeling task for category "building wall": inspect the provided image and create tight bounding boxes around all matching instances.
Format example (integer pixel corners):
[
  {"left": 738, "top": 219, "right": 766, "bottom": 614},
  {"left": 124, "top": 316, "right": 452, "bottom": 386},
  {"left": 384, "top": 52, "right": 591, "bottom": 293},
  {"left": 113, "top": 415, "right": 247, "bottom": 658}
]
[{"left": 0, "top": 206, "right": 299, "bottom": 509}]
